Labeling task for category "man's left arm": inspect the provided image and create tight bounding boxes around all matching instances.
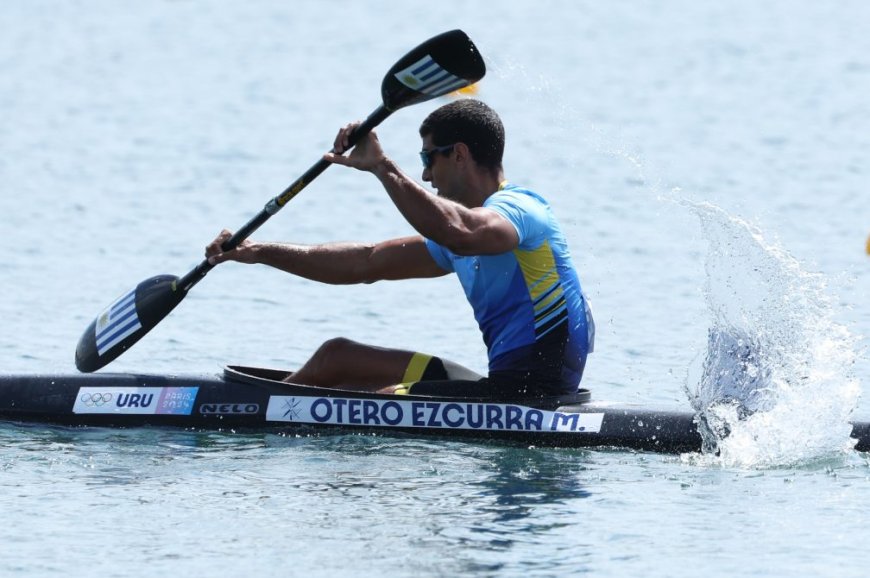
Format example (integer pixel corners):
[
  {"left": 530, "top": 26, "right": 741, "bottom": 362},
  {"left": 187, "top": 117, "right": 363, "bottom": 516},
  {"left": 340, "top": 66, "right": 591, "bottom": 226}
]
[
  {"left": 373, "top": 160, "right": 519, "bottom": 255},
  {"left": 323, "top": 127, "right": 518, "bottom": 255},
  {"left": 433, "top": 205, "right": 519, "bottom": 256}
]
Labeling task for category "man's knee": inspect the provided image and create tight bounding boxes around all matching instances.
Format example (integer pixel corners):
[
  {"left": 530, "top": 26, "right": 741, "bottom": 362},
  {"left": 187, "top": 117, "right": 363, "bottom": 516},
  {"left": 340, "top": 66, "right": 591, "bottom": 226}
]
[
  {"left": 312, "top": 337, "right": 357, "bottom": 360},
  {"left": 307, "top": 337, "right": 363, "bottom": 374}
]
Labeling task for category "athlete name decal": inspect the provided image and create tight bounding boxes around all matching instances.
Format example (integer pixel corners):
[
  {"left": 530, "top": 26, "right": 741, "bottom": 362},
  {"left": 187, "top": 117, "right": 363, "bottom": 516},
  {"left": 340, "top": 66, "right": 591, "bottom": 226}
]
[
  {"left": 73, "top": 387, "right": 198, "bottom": 415},
  {"left": 266, "top": 396, "right": 603, "bottom": 433}
]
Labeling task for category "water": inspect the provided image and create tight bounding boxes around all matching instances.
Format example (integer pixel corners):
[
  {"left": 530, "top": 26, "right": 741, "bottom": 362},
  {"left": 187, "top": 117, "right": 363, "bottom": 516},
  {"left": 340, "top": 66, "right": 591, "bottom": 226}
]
[
  {"left": 683, "top": 202, "right": 861, "bottom": 466},
  {"left": 1, "top": 0, "right": 869, "bottom": 576}
]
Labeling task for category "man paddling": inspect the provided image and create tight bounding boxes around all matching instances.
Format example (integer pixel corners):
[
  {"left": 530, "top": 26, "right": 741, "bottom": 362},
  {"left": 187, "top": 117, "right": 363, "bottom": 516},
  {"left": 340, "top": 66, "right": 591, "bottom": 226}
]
[{"left": 206, "top": 99, "right": 594, "bottom": 396}]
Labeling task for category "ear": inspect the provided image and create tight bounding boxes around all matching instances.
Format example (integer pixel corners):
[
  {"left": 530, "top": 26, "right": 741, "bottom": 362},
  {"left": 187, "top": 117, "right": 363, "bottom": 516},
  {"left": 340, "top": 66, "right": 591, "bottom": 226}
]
[{"left": 453, "top": 142, "right": 471, "bottom": 164}]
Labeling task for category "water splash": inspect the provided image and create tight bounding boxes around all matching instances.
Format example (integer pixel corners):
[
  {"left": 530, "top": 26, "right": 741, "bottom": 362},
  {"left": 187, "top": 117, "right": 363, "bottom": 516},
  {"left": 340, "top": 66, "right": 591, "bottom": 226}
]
[{"left": 681, "top": 201, "right": 860, "bottom": 467}]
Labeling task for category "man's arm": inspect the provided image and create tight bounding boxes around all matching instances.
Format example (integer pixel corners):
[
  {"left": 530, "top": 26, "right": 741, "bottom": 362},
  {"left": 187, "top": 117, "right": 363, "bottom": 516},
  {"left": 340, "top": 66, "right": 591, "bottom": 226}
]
[
  {"left": 373, "top": 159, "right": 518, "bottom": 256},
  {"left": 324, "top": 127, "right": 518, "bottom": 256},
  {"left": 205, "top": 232, "right": 447, "bottom": 285}
]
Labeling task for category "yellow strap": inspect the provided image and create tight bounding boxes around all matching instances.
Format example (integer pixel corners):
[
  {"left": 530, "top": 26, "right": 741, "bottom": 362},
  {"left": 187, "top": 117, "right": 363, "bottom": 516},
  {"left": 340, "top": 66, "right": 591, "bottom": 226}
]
[
  {"left": 498, "top": 180, "right": 509, "bottom": 191},
  {"left": 402, "top": 352, "right": 432, "bottom": 383}
]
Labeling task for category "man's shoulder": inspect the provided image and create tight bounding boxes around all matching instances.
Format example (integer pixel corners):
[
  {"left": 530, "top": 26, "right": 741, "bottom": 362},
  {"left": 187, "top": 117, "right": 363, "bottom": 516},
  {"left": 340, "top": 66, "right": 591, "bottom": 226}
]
[
  {"left": 486, "top": 184, "right": 549, "bottom": 208},
  {"left": 485, "top": 184, "right": 551, "bottom": 224}
]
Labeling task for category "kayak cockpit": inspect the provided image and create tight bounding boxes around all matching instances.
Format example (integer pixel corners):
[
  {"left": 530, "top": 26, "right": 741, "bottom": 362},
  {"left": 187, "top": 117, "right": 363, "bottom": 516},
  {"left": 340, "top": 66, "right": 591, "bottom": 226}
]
[{"left": 223, "top": 365, "right": 591, "bottom": 410}]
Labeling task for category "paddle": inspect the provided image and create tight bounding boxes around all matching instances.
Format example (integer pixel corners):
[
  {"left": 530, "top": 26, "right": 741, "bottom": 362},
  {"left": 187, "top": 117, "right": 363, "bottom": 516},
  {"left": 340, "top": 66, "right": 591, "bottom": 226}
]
[{"left": 75, "top": 29, "right": 486, "bottom": 372}]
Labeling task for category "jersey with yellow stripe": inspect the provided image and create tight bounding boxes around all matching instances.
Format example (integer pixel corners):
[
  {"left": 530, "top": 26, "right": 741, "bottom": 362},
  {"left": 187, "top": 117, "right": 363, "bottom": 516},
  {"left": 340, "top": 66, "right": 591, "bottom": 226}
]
[{"left": 424, "top": 183, "right": 592, "bottom": 389}]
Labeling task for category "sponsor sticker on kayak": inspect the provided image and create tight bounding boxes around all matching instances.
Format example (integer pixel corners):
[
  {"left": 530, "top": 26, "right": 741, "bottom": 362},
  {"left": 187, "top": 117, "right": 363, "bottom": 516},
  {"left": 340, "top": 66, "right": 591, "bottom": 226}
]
[
  {"left": 266, "top": 396, "right": 603, "bottom": 433},
  {"left": 73, "top": 387, "right": 198, "bottom": 415}
]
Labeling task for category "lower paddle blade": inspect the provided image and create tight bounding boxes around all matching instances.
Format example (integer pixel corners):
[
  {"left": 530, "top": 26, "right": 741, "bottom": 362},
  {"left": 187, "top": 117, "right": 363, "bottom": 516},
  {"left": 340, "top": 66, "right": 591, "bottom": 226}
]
[
  {"left": 381, "top": 29, "right": 486, "bottom": 111},
  {"left": 75, "top": 275, "right": 185, "bottom": 372}
]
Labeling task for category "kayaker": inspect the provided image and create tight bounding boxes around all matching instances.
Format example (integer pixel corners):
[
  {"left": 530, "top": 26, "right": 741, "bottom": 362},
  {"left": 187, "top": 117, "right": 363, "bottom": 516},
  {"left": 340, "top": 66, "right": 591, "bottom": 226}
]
[{"left": 206, "top": 99, "right": 594, "bottom": 397}]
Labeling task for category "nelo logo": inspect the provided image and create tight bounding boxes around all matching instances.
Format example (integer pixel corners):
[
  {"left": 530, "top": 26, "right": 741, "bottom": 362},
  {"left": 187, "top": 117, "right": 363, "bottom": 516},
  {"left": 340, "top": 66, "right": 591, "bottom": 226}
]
[{"left": 199, "top": 403, "right": 260, "bottom": 415}]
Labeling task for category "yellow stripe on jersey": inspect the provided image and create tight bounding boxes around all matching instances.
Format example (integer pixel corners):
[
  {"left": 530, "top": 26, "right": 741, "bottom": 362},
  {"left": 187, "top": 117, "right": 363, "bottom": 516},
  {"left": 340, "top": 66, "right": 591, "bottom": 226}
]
[{"left": 513, "top": 241, "right": 565, "bottom": 314}]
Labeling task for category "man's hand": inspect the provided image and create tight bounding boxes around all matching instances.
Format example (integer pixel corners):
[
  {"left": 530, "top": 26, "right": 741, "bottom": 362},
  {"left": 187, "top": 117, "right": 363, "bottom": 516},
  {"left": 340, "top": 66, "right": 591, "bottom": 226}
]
[
  {"left": 323, "top": 122, "right": 388, "bottom": 172},
  {"left": 205, "top": 229, "right": 259, "bottom": 265}
]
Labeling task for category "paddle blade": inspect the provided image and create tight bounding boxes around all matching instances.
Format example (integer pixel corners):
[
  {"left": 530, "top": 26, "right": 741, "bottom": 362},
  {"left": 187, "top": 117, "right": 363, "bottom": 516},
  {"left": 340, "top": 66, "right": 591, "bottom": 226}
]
[
  {"left": 75, "top": 275, "right": 185, "bottom": 372},
  {"left": 382, "top": 29, "right": 486, "bottom": 111}
]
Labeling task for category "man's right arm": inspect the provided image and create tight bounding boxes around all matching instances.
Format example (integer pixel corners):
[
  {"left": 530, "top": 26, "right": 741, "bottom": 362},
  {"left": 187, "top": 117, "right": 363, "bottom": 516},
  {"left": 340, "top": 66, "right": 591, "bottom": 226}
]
[{"left": 205, "top": 231, "right": 447, "bottom": 285}]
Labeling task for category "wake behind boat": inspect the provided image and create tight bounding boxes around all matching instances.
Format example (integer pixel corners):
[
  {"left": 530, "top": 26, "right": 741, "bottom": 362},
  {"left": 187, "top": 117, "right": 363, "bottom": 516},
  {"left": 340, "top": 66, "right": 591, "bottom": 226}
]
[{"left": 1, "top": 366, "right": 868, "bottom": 454}]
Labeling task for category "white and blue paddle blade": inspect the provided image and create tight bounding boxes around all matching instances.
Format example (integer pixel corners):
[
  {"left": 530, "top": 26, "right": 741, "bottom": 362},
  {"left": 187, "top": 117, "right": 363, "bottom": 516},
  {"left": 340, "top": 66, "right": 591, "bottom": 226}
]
[
  {"left": 381, "top": 29, "right": 485, "bottom": 111},
  {"left": 75, "top": 275, "right": 185, "bottom": 372}
]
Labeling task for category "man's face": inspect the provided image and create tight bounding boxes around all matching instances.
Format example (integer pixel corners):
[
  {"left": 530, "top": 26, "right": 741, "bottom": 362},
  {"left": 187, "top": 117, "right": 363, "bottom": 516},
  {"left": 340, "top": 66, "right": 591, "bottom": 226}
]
[{"left": 420, "top": 134, "right": 457, "bottom": 199}]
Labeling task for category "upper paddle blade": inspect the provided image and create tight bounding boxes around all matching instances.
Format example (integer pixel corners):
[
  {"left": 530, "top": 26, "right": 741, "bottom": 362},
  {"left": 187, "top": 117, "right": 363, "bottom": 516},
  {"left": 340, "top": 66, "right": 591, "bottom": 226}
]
[
  {"left": 381, "top": 29, "right": 486, "bottom": 111},
  {"left": 75, "top": 275, "right": 185, "bottom": 372}
]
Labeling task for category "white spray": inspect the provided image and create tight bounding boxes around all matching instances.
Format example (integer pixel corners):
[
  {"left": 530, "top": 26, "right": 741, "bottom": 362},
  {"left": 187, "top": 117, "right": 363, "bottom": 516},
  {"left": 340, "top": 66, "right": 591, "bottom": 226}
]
[{"left": 683, "top": 201, "right": 860, "bottom": 467}]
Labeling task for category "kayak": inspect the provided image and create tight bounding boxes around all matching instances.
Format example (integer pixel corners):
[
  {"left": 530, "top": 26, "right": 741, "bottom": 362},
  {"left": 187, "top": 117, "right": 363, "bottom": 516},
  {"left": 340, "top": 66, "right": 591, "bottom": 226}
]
[{"left": 0, "top": 365, "right": 867, "bottom": 454}]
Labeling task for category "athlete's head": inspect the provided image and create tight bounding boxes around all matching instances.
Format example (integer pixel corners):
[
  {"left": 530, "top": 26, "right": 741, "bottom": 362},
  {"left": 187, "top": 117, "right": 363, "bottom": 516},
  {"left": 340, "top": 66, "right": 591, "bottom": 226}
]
[{"left": 419, "top": 99, "right": 505, "bottom": 172}]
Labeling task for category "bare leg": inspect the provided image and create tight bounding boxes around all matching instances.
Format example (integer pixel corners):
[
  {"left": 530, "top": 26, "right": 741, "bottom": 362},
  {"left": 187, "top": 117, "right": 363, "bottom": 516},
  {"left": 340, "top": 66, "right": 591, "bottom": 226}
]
[{"left": 287, "top": 337, "right": 417, "bottom": 391}]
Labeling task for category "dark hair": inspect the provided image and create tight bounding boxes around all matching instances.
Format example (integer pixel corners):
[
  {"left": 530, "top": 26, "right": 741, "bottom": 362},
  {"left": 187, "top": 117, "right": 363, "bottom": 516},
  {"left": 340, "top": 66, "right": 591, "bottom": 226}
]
[{"left": 419, "top": 99, "right": 505, "bottom": 171}]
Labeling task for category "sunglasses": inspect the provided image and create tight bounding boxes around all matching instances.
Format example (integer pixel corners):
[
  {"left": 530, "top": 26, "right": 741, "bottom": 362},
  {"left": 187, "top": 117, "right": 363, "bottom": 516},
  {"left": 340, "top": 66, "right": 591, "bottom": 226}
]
[{"left": 419, "top": 144, "right": 456, "bottom": 169}]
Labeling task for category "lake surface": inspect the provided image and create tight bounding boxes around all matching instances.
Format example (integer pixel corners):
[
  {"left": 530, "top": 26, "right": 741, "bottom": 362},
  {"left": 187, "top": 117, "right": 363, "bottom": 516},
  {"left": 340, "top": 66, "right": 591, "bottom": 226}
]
[{"left": 1, "top": 1, "right": 869, "bottom": 576}]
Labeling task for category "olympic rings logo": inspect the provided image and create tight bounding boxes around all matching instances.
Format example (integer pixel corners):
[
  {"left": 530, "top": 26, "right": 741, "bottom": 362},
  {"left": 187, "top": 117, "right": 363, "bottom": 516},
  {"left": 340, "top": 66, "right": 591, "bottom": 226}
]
[{"left": 79, "top": 392, "right": 114, "bottom": 407}]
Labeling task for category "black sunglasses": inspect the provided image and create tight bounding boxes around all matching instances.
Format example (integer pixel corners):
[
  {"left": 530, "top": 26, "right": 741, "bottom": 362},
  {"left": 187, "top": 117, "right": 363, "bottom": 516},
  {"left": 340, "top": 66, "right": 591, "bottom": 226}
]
[{"left": 419, "top": 144, "right": 456, "bottom": 169}]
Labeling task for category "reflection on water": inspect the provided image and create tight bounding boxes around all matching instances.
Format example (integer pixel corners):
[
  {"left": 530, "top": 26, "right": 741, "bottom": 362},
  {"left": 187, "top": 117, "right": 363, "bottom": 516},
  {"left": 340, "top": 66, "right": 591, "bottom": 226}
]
[
  {"left": 0, "top": 423, "right": 597, "bottom": 575},
  {"left": 472, "top": 449, "right": 592, "bottom": 523},
  {"left": 456, "top": 448, "right": 594, "bottom": 574}
]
